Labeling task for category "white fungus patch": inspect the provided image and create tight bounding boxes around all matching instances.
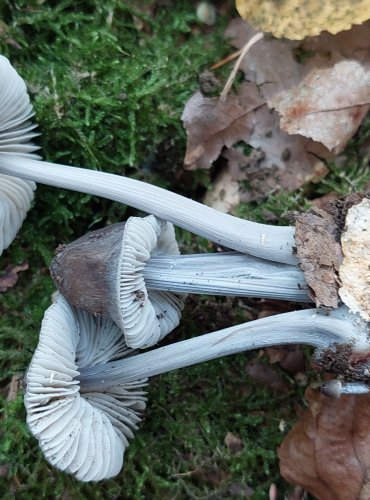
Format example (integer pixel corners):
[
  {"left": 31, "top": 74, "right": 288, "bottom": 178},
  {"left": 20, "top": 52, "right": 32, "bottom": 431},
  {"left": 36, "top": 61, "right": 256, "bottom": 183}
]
[{"left": 339, "top": 198, "right": 370, "bottom": 321}]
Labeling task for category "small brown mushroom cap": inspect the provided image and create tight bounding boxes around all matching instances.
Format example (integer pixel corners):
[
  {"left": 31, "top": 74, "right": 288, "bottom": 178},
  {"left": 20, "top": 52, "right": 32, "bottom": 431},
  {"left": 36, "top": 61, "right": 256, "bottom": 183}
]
[{"left": 51, "top": 215, "right": 185, "bottom": 348}]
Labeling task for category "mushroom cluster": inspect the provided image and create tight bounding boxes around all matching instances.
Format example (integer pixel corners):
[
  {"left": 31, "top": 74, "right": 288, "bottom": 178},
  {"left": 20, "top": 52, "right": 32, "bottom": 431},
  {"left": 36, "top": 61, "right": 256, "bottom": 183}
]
[
  {"left": 2, "top": 54, "right": 370, "bottom": 485},
  {"left": 51, "top": 215, "right": 185, "bottom": 348},
  {"left": 25, "top": 294, "right": 370, "bottom": 481},
  {"left": 50, "top": 214, "right": 310, "bottom": 348}
]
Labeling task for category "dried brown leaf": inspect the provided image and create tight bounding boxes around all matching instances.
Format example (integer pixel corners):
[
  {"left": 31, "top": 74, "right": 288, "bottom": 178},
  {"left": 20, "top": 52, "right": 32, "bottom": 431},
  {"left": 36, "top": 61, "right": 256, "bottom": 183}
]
[
  {"left": 182, "top": 82, "right": 263, "bottom": 170},
  {"left": 302, "top": 20, "right": 370, "bottom": 61},
  {"left": 224, "top": 19, "right": 301, "bottom": 101},
  {"left": 0, "top": 262, "right": 28, "bottom": 293},
  {"left": 240, "top": 106, "right": 328, "bottom": 201},
  {"left": 245, "top": 359, "right": 290, "bottom": 392},
  {"left": 182, "top": 83, "right": 327, "bottom": 203},
  {"left": 203, "top": 168, "right": 240, "bottom": 212},
  {"left": 226, "top": 19, "right": 370, "bottom": 152},
  {"left": 279, "top": 387, "right": 370, "bottom": 500},
  {"left": 271, "top": 60, "right": 370, "bottom": 151}
]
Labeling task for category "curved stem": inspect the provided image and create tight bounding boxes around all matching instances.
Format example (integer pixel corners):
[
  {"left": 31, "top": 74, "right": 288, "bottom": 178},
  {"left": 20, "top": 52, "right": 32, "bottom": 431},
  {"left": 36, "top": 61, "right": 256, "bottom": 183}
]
[
  {"left": 0, "top": 154, "right": 297, "bottom": 264},
  {"left": 144, "top": 252, "right": 311, "bottom": 302},
  {"left": 78, "top": 306, "right": 370, "bottom": 391}
]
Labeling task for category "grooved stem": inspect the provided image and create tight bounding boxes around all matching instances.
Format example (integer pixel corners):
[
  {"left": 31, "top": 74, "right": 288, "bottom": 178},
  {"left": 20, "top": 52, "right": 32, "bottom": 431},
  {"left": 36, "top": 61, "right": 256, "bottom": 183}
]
[
  {"left": 0, "top": 154, "right": 297, "bottom": 264},
  {"left": 79, "top": 306, "right": 369, "bottom": 391},
  {"left": 144, "top": 252, "right": 310, "bottom": 301}
]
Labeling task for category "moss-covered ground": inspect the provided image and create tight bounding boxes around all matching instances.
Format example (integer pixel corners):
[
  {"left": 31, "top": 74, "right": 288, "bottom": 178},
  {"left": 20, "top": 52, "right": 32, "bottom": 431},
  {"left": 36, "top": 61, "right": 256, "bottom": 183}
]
[{"left": 1, "top": 1, "right": 370, "bottom": 498}]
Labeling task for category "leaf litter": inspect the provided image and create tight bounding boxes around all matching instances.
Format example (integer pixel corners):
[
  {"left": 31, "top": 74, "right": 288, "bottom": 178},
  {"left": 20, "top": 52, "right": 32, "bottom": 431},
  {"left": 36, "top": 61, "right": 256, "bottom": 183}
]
[
  {"left": 0, "top": 262, "right": 29, "bottom": 293},
  {"left": 182, "top": 18, "right": 370, "bottom": 207},
  {"left": 182, "top": 12, "right": 370, "bottom": 498}
]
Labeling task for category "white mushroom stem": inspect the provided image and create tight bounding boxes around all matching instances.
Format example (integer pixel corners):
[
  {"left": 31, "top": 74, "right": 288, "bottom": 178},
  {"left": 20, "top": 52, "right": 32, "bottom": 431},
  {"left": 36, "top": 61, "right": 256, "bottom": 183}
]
[
  {"left": 143, "top": 252, "right": 311, "bottom": 302},
  {"left": 0, "top": 154, "right": 297, "bottom": 264},
  {"left": 320, "top": 380, "right": 370, "bottom": 398},
  {"left": 78, "top": 306, "right": 370, "bottom": 392}
]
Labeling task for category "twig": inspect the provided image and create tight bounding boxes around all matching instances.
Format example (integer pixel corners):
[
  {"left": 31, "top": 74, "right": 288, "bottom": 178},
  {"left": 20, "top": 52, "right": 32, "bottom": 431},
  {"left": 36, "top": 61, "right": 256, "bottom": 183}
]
[
  {"left": 210, "top": 48, "right": 243, "bottom": 70},
  {"left": 219, "top": 32, "right": 263, "bottom": 102}
]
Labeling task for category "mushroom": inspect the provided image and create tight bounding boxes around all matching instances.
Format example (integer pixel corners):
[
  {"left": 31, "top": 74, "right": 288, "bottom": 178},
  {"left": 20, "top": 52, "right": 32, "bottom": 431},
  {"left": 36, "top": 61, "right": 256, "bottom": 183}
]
[
  {"left": 50, "top": 215, "right": 310, "bottom": 348},
  {"left": 51, "top": 215, "right": 186, "bottom": 349},
  {"left": 0, "top": 57, "right": 296, "bottom": 265},
  {"left": 25, "top": 294, "right": 370, "bottom": 481},
  {"left": 0, "top": 55, "right": 39, "bottom": 255},
  {"left": 25, "top": 294, "right": 147, "bottom": 482},
  {"left": 0, "top": 153, "right": 297, "bottom": 264},
  {"left": 320, "top": 379, "right": 370, "bottom": 398}
]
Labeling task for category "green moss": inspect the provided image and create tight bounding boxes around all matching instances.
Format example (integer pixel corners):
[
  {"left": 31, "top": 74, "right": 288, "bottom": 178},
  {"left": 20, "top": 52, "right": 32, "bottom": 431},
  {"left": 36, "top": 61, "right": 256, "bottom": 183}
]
[{"left": 1, "top": 0, "right": 369, "bottom": 498}]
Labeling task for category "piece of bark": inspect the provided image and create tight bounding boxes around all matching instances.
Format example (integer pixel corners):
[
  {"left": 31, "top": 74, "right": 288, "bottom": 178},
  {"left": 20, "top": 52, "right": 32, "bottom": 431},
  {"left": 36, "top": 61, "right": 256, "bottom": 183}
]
[{"left": 294, "top": 207, "right": 342, "bottom": 308}]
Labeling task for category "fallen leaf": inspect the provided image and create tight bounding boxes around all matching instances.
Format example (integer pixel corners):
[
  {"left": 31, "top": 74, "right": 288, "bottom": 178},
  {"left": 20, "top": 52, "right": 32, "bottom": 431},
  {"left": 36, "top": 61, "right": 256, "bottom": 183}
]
[
  {"left": 270, "top": 60, "right": 370, "bottom": 152},
  {"left": 235, "top": 0, "right": 370, "bottom": 39},
  {"left": 245, "top": 359, "right": 290, "bottom": 392},
  {"left": 182, "top": 83, "right": 327, "bottom": 202},
  {"left": 278, "top": 387, "right": 370, "bottom": 500},
  {"left": 302, "top": 20, "right": 370, "bottom": 61},
  {"left": 0, "top": 262, "right": 28, "bottom": 293},
  {"left": 224, "top": 19, "right": 301, "bottom": 102},
  {"left": 203, "top": 168, "right": 240, "bottom": 212},
  {"left": 226, "top": 19, "right": 370, "bottom": 153},
  {"left": 240, "top": 105, "right": 328, "bottom": 202},
  {"left": 224, "top": 431, "right": 243, "bottom": 452},
  {"left": 182, "top": 82, "right": 264, "bottom": 170}
]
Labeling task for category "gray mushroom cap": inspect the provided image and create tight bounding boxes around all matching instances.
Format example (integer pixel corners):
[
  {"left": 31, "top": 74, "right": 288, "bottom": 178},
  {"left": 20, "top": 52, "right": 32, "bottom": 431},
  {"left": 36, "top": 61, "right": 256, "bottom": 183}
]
[
  {"left": 24, "top": 294, "right": 147, "bottom": 482},
  {"left": 112, "top": 215, "right": 185, "bottom": 347},
  {"left": 51, "top": 215, "right": 185, "bottom": 349},
  {"left": 0, "top": 55, "right": 39, "bottom": 255}
]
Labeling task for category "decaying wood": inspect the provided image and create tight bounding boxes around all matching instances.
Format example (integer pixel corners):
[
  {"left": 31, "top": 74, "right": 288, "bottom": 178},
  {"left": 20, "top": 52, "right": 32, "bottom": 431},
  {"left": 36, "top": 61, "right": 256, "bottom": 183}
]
[
  {"left": 294, "top": 207, "right": 342, "bottom": 308},
  {"left": 294, "top": 194, "right": 364, "bottom": 309}
]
